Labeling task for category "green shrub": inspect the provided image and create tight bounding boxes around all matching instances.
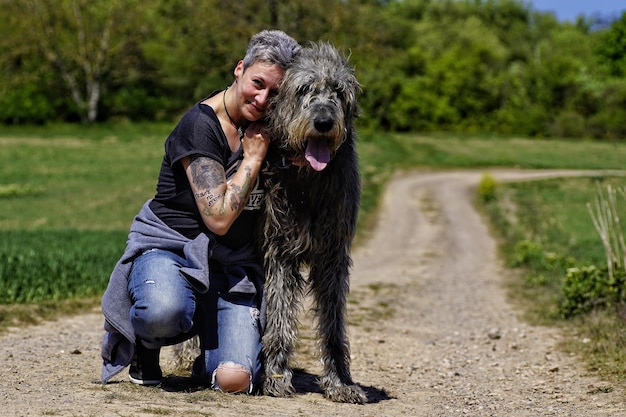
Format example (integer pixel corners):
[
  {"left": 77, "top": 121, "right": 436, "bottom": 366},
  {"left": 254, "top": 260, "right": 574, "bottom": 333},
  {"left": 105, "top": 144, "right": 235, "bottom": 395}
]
[
  {"left": 548, "top": 111, "right": 586, "bottom": 139},
  {"left": 511, "top": 239, "right": 544, "bottom": 267},
  {"left": 0, "top": 82, "right": 55, "bottom": 124},
  {"left": 560, "top": 265, "right": 626, "bottom": 318},
  {"left": 477, "top": 173, "right": 497, "bottom": 203}
]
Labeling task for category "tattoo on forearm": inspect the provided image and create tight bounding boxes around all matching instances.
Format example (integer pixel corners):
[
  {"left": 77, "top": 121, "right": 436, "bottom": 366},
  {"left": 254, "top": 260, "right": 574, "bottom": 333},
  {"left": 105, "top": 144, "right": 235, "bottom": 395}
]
[
  {"left": 195, "top": 190, "right": 219, "bottom": 206},
  {"left": 189, "top": 156, "right": 254, "bottom": 216},
  {"left": 194, "top": 190, "right": 209, "bottom": 199},
  {"left": 230, "top": 184, "right": 242, "bottom": 211},
  {"left": 230, "top": 165, "right": 253, "bottom": 211},
  {"left": 206, "top": 192, "right": 220, "bottom": 207}
]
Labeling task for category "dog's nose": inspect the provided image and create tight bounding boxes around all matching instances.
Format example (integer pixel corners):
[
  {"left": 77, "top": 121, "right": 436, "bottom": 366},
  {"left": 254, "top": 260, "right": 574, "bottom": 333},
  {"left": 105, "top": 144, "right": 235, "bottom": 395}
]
[{"left": 314, "top": 117, "right": 334, "bottom": 133}]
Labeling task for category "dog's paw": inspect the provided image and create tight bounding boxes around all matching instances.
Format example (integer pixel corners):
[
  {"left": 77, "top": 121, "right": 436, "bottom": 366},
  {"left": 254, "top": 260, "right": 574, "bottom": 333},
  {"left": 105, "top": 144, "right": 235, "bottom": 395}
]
[
  {"left": 324, "top": 384, "right": 367, "bottom": 404},
  {"left": 262, "top": 373, "right": 295, "bottom": 398}
]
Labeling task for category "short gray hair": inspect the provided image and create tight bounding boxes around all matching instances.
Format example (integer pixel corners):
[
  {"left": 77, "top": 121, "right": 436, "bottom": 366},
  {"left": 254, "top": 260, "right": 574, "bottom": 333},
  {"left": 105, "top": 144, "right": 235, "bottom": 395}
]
[{"left": 242, "top": 30, "right": 301, "bottom": 70}]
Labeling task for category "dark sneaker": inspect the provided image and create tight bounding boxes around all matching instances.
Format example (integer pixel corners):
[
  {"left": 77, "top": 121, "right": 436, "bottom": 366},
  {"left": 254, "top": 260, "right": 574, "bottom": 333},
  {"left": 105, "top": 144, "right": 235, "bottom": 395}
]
[
  {"left": 129, "top": 343, "right": 162, "bottom": 386},
  {"left": 191, "top": 353, "right": 209, "bottom": 384}
]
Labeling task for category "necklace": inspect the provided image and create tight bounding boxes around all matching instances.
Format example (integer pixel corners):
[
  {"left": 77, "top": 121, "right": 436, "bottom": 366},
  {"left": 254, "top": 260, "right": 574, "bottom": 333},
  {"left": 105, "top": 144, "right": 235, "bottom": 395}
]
[{"left": 222, "top": 88, "right": 238, "bottom": 129}]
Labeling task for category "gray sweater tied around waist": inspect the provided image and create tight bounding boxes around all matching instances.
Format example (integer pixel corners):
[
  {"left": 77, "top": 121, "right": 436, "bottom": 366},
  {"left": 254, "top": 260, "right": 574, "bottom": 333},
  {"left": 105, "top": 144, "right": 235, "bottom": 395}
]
[{"left": 100, "top": 200, "right": 264, "bottom": 383}]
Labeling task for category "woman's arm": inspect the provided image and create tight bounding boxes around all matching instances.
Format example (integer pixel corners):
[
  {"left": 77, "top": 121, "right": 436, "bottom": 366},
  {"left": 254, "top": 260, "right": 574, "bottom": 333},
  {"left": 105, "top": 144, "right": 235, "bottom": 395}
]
[{"left": 181, "top": 122, "right": 268, "bottom": 235}]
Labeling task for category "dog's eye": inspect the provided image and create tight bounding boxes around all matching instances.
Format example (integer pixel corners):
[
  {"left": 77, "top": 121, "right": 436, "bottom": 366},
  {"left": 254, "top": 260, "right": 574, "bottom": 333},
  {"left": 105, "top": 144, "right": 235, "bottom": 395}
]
[{"left": 296, "top": 84, "right": 309, "bottom": 95}]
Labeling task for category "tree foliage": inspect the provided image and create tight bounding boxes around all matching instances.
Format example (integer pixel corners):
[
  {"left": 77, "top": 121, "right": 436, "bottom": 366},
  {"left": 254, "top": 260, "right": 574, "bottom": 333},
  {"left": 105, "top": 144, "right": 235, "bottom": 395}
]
[
  {"left": 0, "top": 0, "right": 150, "bottom": 123},
  {"left": 0, "top": 0, "right": 624, "bottom": 139}
]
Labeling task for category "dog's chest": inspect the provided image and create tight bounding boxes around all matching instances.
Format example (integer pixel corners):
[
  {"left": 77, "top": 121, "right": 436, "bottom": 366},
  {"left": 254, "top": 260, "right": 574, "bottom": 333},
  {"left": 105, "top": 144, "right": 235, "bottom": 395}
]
[
  {"left": 282, "top": 176, "right": 320, "bottom": 212},
  {"left": 265, "top": 169, "right": 328, "bottom": 217}
]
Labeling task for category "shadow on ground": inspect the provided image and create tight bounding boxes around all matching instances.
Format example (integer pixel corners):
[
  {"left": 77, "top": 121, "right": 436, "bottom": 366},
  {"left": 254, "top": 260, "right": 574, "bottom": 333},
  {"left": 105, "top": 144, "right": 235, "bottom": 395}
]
[{"left": 157, "top": 368, "right": 392, "bottom": 403}]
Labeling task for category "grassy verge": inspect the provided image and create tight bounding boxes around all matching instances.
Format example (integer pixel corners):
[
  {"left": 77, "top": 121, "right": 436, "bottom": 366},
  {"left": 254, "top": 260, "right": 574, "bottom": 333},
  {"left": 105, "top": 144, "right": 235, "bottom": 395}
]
[{"left": 479, "top": 175, "right": 626, "bottom": 383}]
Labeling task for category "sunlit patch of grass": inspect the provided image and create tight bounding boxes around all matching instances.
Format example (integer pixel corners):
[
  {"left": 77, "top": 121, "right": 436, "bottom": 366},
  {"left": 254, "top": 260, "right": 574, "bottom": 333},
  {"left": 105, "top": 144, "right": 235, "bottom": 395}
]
[
  {"left": 0, "top": 183, "right": 43, "bottom": 198},
  {"left": 587, "top": 385, "right": 615, "bottom": 394},
  {"left": 0, "top": 297, "right": 100, "bottom": 334}
]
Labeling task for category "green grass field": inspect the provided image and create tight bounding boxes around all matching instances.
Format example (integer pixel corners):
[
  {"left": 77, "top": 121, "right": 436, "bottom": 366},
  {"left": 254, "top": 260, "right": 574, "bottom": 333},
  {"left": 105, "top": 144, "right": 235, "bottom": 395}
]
[{"left": 1, "top": 123, "right": 626, "bottom": 381}]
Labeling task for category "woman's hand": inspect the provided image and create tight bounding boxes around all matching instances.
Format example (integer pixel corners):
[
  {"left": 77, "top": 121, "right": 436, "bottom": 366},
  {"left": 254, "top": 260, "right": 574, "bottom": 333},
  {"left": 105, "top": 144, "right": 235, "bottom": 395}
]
[{"left": 241, "top": 121, "right": 270, "bottom": 163}]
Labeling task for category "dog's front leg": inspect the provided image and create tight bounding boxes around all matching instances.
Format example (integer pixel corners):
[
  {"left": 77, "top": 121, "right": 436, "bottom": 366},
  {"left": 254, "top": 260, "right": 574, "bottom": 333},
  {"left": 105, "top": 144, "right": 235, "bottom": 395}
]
[{"left": 261, "top": 258, "right": 303, "bottom": 397}]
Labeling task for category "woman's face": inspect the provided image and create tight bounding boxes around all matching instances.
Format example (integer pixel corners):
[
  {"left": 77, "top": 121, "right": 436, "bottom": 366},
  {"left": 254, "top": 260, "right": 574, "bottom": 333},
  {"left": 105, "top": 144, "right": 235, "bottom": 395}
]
[{"left": 233, "top": 61, "right": 284, "bottom": 122}]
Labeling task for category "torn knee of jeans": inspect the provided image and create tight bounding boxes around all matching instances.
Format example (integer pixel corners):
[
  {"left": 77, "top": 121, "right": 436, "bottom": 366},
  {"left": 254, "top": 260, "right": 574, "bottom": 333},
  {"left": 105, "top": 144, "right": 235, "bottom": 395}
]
[{"left": 212, "top": 361, "right": 252, "bottom": 394}]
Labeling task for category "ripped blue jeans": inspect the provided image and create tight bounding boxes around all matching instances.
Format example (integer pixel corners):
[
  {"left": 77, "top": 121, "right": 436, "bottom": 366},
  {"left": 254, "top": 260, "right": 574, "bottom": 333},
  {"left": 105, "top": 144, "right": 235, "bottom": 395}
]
[{"left": 128, "top": 248, "right": 262, "bottom": 391}]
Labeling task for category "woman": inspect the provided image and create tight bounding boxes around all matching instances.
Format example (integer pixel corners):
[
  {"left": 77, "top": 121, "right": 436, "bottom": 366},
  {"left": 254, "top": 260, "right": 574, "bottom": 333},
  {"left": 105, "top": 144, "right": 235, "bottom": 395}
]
[{"left": 100, "top": 30, "right": 301, "bottom": 394}]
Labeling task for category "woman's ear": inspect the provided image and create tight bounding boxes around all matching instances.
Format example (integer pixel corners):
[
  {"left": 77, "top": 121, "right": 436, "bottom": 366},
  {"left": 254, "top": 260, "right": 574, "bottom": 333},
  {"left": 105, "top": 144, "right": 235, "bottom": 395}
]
[{"left": 233, "top": 60, "right": 244, "bottom": 81}]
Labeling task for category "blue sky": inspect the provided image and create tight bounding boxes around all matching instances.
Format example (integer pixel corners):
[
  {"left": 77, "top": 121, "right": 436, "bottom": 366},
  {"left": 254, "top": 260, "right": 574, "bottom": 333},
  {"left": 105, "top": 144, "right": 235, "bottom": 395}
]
[{"left": 529, "top": 0, "right": 626, "bottom": 21}]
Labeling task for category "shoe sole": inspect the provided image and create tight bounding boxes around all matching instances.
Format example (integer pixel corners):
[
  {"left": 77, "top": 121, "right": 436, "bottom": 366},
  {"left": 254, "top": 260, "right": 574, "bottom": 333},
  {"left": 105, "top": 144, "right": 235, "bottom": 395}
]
[{"left": 128, "top": 374, "right": 162, "bottom": 386}]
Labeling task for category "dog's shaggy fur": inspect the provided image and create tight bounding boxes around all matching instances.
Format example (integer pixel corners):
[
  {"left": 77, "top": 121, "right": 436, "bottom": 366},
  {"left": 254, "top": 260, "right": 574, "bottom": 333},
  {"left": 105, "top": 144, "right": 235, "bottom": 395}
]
[{"left": 260, "top": 42, "right": 365, "bottom": 403}]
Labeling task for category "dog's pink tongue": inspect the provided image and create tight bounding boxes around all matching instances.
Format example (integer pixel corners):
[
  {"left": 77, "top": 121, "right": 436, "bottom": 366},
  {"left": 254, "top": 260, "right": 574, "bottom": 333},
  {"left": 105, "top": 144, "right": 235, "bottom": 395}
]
[{"left": 305, "top": 138, "right": 330, "bottom": 171}]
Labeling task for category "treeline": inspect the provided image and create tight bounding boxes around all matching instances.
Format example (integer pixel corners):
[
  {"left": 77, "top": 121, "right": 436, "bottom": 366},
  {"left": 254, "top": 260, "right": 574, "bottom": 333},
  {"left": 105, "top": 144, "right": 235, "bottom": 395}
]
[{"left": 1, "top": 0, "right": 625, "bottom": 139}]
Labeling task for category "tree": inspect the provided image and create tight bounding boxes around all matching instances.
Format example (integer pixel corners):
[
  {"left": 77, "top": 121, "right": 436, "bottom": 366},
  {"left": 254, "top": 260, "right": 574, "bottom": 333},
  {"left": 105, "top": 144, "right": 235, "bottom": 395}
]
[
  {"left": 386, "top": 1, "right": 510, "bottom": 131},
  {"left": 597, "top": 12, "right": 626, "bottom": 78},
  {"left": 6, "top": 0, "right": 145, "bottom": 123}
]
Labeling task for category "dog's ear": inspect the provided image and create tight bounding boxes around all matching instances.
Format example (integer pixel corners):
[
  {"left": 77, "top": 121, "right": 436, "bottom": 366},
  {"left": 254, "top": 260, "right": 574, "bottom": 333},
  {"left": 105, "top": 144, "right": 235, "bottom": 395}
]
[{"left": 341, "top": 74, "right": 361, "bottom": 121}]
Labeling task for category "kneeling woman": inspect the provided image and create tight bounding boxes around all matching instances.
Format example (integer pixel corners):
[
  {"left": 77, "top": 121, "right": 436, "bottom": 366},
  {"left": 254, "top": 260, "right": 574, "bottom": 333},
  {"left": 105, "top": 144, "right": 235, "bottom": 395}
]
[{"left": 100, "top": 30, "right": 300, "bottom": 393}]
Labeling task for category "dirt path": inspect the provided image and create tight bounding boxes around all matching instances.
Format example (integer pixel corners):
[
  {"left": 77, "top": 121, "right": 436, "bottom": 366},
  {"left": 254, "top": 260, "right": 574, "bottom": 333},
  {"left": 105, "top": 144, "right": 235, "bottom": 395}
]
[{"left": 2, "top": 169, "right": 625, "bottom": 417}]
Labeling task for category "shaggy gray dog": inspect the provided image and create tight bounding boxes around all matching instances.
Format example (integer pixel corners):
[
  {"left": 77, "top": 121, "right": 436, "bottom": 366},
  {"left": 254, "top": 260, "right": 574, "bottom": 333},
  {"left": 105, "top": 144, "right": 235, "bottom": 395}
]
[{"left": 260, "top": 42, "right": 366, "bottom": 403}]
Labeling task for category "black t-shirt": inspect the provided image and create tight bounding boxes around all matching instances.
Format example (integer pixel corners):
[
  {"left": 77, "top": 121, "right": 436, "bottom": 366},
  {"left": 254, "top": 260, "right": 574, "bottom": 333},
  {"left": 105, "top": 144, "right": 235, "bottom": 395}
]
[{"left": 149, "top": 96, "right": 264, "bottom": 249}]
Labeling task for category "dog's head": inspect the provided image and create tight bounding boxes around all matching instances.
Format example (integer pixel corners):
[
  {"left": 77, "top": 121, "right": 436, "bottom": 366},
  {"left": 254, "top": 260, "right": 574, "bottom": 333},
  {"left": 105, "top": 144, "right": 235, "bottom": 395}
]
[{"left": 268, "top": 42, "right": 361, "bottom": 171}]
